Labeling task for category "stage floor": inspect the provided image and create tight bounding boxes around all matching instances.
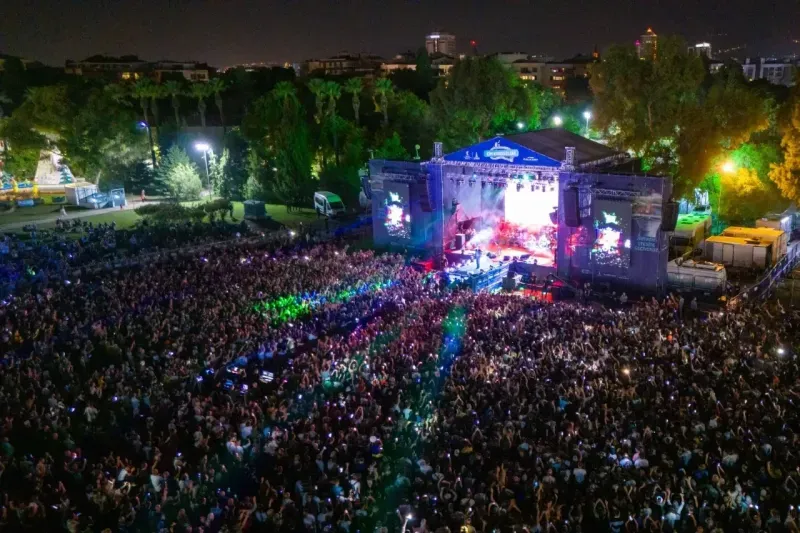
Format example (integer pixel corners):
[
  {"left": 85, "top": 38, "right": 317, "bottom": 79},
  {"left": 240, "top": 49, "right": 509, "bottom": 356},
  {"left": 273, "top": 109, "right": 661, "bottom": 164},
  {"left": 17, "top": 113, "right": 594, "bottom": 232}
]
[{"left": 445, "top": 249, "right": 556, "bottom": 279}]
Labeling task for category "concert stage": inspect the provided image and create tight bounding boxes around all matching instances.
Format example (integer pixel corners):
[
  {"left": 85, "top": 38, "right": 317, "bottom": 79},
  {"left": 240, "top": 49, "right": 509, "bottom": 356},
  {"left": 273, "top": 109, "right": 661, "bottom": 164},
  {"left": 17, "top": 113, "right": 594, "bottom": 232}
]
[{"left": 370, "top": 129, "right": 675, "bottom": 294}]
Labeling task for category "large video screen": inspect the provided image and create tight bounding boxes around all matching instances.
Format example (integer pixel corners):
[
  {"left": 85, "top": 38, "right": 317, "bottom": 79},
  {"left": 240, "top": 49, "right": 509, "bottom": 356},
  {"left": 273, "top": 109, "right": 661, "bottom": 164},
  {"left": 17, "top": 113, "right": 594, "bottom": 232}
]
[
  {"left": 591, "top": 199, "right": 632, "bottom": 268},
  {"left": 383, "top": 182, "right": 411, "bottom": 240},
  {"left": 442, "top": 177, "right": 558, "bottom": 267},
  {"left": 501, "top": 182, "right": 558, "bottom": 266}
]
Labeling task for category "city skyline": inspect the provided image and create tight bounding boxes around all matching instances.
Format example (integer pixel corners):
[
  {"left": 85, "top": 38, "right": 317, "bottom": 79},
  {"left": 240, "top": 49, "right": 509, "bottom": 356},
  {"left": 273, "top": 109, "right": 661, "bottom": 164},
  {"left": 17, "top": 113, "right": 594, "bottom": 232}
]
[{"left": 2, "top": 0, "right": 800, "bottom": 67}]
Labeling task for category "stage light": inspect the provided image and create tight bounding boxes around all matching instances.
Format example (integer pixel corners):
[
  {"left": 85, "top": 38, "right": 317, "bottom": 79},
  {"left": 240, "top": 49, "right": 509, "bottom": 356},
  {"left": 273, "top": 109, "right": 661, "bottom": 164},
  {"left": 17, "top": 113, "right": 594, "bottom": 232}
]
[
  {"left": 531, "top": 183, "right": 536, "bottom": 192},
  {"left": 552, "top": 115, "right": 563, "bottom": 127},
  {"left": 517, "top": 182, "right": 523, "bottom": 192}
]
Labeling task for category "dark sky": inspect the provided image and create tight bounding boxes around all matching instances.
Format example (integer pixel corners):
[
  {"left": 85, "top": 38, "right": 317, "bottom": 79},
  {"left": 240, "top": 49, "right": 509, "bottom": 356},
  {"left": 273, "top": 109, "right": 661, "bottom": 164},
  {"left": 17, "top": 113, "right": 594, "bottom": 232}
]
[{"left": 1, "top": 0, "right": 799, "bottom": 67}]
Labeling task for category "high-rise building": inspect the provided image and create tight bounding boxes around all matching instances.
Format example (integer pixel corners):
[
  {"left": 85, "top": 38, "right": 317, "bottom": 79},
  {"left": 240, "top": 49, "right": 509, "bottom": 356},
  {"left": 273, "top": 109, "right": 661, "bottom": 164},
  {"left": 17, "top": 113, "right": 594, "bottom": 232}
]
[
  {"left": 425, "top": 32, "right": 456, "bottom": 56},
  {"left": 636, "top": 28, "right": 658, "bottom": 60},
  {"left": 688, "top": 42, "right": 712, "bottom": 59}
]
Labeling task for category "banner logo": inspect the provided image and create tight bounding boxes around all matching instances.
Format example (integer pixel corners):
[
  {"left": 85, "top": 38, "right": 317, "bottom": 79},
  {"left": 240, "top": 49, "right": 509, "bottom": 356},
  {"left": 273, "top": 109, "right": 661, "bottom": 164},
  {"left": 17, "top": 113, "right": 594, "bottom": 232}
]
[{"left": 483, "top": 141, "right": 519, "bottom": 162}]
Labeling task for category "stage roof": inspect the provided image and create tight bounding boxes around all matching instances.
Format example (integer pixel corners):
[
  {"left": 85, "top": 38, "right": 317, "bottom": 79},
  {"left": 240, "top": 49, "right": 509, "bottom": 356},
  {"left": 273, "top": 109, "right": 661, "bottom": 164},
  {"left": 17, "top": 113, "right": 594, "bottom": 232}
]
[{"left": 505, "top": 129, "right": 623, "bottom": 167}]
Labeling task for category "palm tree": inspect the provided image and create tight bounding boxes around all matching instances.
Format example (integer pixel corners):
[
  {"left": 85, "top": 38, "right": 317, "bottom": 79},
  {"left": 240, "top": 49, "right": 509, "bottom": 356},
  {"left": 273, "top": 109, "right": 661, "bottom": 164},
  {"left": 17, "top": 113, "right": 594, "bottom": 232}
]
[
  {"left": 0, "top": 92, "right": 12, "bottom": 119},
  {"left": 163, "top": 80, "right": 183, "bottom": 127},
  {"left": 344, "top": 78, "right": 363, "bottom": 125},
  {"left": 208, "top": 78, "right": 227, "bottom": 129},
  {"left": 132, "top": 79, "right": 158, "bottom": 167},
  {"left": 149, "top": 84, "right": 167, "bottom": 127},
  {"left": 307, "top": 78, "right": 326, "bottom": 124},
  {"left": 0, "top": 92, "right": 10, "bottom": 165},
  {"left": 190, "top": 82, "right": 210, "bottom": 128},
  {"left": 104, "top": 83, "right": 131, "bottom": 107},
  {"left": 374, "top": 78, "right": 394, "bottom": 127},
  {"left": 272, "top": 81, "right": 298, "bottom": 112},
  {"left": 323, "top": 81, "right": 342, "bottom": 165},
  {"left": 132, "top": 78, "right": 153, "bottom": 125}
]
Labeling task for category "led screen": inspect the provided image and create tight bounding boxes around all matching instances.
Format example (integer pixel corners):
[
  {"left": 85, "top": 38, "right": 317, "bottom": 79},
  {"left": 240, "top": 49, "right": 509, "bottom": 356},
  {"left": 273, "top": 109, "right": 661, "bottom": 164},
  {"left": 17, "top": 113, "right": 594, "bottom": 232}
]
[
  {"left": 442, "top": 177, "right": 558, "bottom": 267},
  {"left": 383, "top": 182, "right": 411, "bottom": 240},
  {"left": 591, "top": 199, "right": 632, "bottom": 268}
]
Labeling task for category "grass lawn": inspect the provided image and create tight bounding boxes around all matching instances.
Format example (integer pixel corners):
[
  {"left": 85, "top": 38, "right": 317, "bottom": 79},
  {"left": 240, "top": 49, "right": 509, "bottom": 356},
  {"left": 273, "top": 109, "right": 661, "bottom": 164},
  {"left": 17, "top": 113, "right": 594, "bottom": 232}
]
[
  {"left": 189, "top": 200, "right": 319, "bottom": 228},
  {"left": 1, "top": 198, "right": 320, "bottom": 234}
]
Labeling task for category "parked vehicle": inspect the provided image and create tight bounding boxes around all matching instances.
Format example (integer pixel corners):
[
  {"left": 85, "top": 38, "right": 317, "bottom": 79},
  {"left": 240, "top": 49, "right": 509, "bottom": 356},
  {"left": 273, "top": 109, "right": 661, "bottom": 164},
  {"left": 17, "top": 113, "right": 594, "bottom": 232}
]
[{"left": 313, "top": 191, "right": 345, "bottom": 217}]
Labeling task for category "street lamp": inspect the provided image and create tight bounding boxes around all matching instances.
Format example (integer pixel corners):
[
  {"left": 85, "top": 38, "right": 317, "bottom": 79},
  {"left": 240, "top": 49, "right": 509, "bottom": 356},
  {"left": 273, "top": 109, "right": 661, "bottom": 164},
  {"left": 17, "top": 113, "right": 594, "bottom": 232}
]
[
  {"left": 516, "top": 121, "right": 525, "bottom": 131},
  {"left": 582, "top": 111, "right": 592, "bottom": 135},
  {"left": 194, "top": 142, "right": 211, "bottom": 189},
  {"left": 552, "top": 115, "right": 563, "bottom": 127},
  {"left": 721, "top": 160, "right": 736, "bottom": 174}
]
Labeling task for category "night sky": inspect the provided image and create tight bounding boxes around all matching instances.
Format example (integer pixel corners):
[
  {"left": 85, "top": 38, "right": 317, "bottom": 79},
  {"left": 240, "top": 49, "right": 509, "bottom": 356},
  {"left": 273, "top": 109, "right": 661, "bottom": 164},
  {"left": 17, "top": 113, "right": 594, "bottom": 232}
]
[{"left": 1, "top": 0, "right": 799, "bottom": 67}]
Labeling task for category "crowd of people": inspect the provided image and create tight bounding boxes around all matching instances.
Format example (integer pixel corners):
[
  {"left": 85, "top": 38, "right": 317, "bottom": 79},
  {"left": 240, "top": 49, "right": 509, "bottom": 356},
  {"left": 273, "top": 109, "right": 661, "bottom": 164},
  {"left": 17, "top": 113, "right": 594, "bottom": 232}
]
[
  {"left": 0, "top": 221, "right": 799, "bottom": 533},
  {"left": 0, "top": 219, "right": 257, "bottom": 295}
]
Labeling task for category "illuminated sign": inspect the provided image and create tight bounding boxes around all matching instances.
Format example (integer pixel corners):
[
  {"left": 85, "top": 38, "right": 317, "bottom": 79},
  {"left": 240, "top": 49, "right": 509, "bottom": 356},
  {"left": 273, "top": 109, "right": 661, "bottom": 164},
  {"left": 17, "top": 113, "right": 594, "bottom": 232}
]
[
  {"left": 443, "top": 137, "right": 561, "bottom": 167},
  {"left": 483, "top": 141, "right": 520, "bottom": 162}
]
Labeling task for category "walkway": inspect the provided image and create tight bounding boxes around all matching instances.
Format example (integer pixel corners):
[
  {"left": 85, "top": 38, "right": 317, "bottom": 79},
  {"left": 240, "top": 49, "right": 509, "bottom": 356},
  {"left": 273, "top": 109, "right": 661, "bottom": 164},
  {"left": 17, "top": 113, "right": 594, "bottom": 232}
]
[{"left": 0, "top": 202, "right": 144, "bottom": 232}]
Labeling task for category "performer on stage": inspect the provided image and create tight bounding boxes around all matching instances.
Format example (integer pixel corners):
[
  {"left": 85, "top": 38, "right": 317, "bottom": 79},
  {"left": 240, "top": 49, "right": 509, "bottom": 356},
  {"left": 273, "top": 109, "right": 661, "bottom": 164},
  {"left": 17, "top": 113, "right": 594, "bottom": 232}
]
[{"left": 475, "top": 248, "right": 482, "bottom": 270}]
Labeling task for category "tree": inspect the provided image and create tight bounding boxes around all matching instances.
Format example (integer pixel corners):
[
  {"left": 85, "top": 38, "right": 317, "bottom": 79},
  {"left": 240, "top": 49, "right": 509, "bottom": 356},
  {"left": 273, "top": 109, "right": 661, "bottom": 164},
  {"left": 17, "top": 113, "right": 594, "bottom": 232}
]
[
  {"left": 208, "top": 148, "right": 229, "bottom": 196},
  {"left": 155, "top": 145, "right": 203, "bottom": 200},
  {"left": 769, "top": 87, "right": 800, "bottom": 201},
  {"left": 58, "top": 86, "right": 150, "bottom": 184},
  {"left": 155, "top": 145, "right": 192, "bottom": 195},
  {"left": 243, "top": 82, "right": 314, "bottom": 206},
  {"left": 190, "top": 82, "right": 210, "bottom": 127},
  {"left": 208, "top": 78, "right": 227, "bottom": 128},
  {"left": 344, "top": 78, "right": 363, "bottom": 125},
  {"left": 374, "top": 78, "right": 394, "bottom": 127},
  {"left": 272, "top": 81, "right": 298, "bottom": 109},
  {"left": 0, "top": 57, "right": 27, "bottom": 108},
  {"left": 323, "top": 80, "right": 342, "bottom": 165},
  {"left": 386, "top": 91, "right": 434, "bottom": 158},
  {"left": 307, "top": 78, "right": 326, "bottom": 124},
  {"left": 374, "top": 132, "right": 410, "bottom": 160},
  {"left": 0, "top": 92, "right": 11, "bottom": 119},
  {"left": 132, "top": 78, "right": 158, "bottom": 167},
  {"left": 590, "top": 36, "right": 771, "bottom": 196},
  {"left": 163, "top": 80, "right": 183, "bottom": 127},
  {"left": 0, "top": 114, "right": 46, "bottom": 178},
  {"left": 132, "top": 78, "right": 154, "bottom": 126},
  {"left": 415, "top": 47, "right": 435, "bottom": 94},
  {"left": 149, "top": 83, "right": 166, "bottom": 127},
  {"left": 430, "top": 56, "right": 531, "bottom": 149},
  {"left": 167, "top": 161, "right": 203, "bottom": 200}
]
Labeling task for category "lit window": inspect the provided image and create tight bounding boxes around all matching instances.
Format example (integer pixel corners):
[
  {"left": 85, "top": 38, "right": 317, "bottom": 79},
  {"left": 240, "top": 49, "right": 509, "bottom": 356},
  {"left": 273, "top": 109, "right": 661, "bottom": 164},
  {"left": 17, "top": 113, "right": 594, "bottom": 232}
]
[{"left": 121, "top": 72, "right": 131, "bottom": 80}]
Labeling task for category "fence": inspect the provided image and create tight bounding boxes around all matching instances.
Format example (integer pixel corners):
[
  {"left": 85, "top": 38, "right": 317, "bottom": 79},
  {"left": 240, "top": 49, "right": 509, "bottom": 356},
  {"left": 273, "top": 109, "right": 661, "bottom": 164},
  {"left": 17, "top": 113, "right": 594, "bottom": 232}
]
[{"left": 728, "top": 240, "right": 800, "bottom": 306}]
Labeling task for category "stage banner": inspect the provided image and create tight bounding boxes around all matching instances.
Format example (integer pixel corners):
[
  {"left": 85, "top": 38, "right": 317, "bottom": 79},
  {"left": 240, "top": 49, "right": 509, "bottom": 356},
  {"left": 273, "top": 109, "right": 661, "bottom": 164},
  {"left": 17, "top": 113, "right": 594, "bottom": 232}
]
[
  {"left": 633, "top": 218, "right": 660, "bottom": 253},
  {"left": 444, "top": 137, "right": 561, "bottom": 167},
  {"left": 632, "top": 190, "right": 663, "bottom": 218}
]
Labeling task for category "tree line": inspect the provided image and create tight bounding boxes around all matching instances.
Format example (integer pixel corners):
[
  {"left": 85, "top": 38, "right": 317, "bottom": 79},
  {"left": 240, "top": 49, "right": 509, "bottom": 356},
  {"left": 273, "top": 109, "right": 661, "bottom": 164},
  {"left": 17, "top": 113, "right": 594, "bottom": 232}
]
[
  {"left": 2, "top": 39, "right": 800, "bottom": 224},
  {"left": 0, "top": 49, "right": 562, "bottom": 205},
  {"left": 590, "top": 35, "right": 800, "bottom": 223}
]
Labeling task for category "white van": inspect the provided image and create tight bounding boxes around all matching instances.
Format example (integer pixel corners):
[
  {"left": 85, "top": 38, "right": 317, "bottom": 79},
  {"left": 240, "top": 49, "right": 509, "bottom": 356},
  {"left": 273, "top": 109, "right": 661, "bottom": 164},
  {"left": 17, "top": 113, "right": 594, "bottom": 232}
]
[{"left": 313, "top": 191, "right": 346, "bottom": 217}]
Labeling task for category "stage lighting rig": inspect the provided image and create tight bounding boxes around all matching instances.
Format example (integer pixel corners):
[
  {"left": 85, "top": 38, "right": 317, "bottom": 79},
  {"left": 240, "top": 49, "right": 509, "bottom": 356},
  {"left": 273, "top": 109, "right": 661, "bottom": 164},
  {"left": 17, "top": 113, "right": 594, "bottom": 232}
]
[{"left": 516, "top": 182, "right": 524, "bottom": 192}]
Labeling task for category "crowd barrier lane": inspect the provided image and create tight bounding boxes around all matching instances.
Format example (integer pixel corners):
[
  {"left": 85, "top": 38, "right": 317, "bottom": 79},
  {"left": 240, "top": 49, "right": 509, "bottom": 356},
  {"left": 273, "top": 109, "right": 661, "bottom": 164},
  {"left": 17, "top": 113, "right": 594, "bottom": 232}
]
[{"left": 729, "top": 240, "right": 800, "bottom": 307}]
